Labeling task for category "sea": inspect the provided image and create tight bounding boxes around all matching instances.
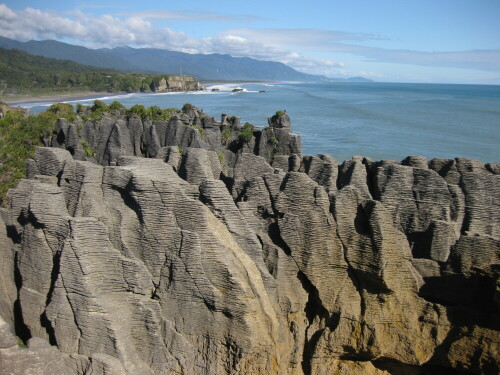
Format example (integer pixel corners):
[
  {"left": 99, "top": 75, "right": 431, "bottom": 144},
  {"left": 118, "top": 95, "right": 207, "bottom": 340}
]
[{"left": 24, "top": 82, "right": 500, "bottom": 163}]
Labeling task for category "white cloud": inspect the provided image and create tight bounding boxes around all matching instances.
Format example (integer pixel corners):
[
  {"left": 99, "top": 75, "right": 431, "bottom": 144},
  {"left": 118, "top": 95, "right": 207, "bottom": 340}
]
[
  {"left": 2, "top": 4, "right": 496, "bottom": 79},
  {"left": 115, "top": 9, "right": 269, "bottom": 22},
  {"left": 225, "top": 28, "right": 500, "bottom": 73},
  {"left": 0, "top": 5, "right": 347, "bottom": 75},
  {"left": 224, "top": 28, "right": 387, "bottom": 49},
  {"left": 0, "top": 3, "right": 15, "bottom": 19}
]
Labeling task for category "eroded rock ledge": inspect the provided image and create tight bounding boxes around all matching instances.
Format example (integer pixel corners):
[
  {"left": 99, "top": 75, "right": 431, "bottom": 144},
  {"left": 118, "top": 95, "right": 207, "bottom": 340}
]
[{"left": 0, "top": 109, "right": 498, "bottom": 375}]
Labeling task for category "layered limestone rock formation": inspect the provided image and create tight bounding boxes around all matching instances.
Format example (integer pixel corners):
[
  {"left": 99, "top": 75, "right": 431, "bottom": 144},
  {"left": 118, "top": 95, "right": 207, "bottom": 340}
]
[
  {"left": 149, "top": 75, "right": 203, "bottom": 92},
  {"left": 0, "top": 109, "right": 498, "bottom": 375}
]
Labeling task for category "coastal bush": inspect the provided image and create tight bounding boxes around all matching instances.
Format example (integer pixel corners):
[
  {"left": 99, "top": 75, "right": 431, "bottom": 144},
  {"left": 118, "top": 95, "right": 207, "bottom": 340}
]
[
  {"left": 221, "top": 128, "right": 232, "bottom": 145},
  {"left": 192, "top": 125, "right": 206, "bottom": 140},
  {"left": 275, "top": 110, "right": 286, "bottom": 117},
  {"left": 127, "top": 104, "right": 147, "bottom": 118},
  {"left": 79, "top": 100, "right": 108, "bottom": 125},
  {"left": 165, "top": 108, "right": 181, "bottom": 117},
  {"left": 150, "top": 106, "right": 163, "bottom": 119},
  {"left": 109, "top": 101, "right": 125, "bottom": 114},
  {"left": 242, "top": 122, "right": 255, "bottom": 131},
  {"left": 182, "top": 103, "right": 195, "bottom": 113},
  {"left": 270, "top": 136, "right": 279, "bottom": 145},
  {"left": 147, "top": 106, "right": 171, "bottom": 121},
  {"left": 46, "top": 103, "right": 76, "bottom": 122},
  {"left": 86, "top": 111, "right": 103, "bottom": 126},
  {"left": 239, "top": 128, "right": 254, "bottom": 143},
  {"left": 216, "top": 151, "right": 225, "bottom": 164},
  {"left": 216, "top": 151, "right": 227, "bottom": 174},
  {"left": 0, "top": 110, "right": 57, "bottom": 205},
  {"left": 76, "top": 103, "right": 87, "bottom": 114},
  {"left": 80, "top": 141, "right": 96, "bottom": 157},
  {"left": 91, "top": 100, "right": 108, "bottom": 113}
]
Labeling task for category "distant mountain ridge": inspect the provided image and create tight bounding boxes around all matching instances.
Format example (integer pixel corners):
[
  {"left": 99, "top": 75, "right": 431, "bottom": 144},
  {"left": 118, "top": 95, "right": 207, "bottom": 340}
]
[
  {"left": 0, "top": 36, "right": 372, "bottom": 82},
  {"left": 0, "top": 37, "right": 138, "bottom": 71}
]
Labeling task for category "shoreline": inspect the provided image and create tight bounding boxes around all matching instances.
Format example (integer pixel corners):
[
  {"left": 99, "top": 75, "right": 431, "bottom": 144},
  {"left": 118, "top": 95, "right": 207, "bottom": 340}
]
[
  {"left": 0, "top": 91, "right": 129, "bottom": 106},
  {"left": 0, "top": 82, "right": 266, "bottom": 107}
]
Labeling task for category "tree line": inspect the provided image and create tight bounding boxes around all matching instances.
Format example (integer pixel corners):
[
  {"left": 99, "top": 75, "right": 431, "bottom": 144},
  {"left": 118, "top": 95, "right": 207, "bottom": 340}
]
[{"left": 0, "top": 48, "right": 189, "bottom": 95}]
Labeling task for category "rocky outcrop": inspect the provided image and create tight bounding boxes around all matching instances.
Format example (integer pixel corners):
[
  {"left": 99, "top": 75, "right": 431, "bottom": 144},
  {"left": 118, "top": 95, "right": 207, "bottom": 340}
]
[
  {"left": 0, "top": 109, "right": 498, "bottom": 375},
  {"left": 0, "top": 103, "right": 28, "bottom": 119},
  {"left": 150, "top": 75, "right": 203, "bottom": 92}
]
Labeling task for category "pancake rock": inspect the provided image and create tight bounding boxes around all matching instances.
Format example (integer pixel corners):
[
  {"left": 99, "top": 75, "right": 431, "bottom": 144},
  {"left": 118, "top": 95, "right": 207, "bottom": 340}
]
[{"left": 0, "top": 109, "right": 498, "bottom": 375}]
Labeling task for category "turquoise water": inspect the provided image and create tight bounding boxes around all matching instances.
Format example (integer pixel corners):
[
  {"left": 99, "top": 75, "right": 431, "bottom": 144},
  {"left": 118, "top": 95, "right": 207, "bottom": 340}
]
[{"left": 26, "top": 82, "right": 500, "bottom": 162}]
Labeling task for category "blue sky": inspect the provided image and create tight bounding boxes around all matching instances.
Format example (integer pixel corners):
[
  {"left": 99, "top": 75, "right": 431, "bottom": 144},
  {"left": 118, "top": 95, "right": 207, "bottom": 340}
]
[{"left": 1, "top": 0, "right": 499, "bottom": 83}]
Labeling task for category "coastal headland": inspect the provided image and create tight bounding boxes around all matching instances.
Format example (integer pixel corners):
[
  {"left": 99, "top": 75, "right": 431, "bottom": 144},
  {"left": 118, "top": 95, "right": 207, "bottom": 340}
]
[{"left": 0, "top": 103, "right": 498, "bottom": 374}]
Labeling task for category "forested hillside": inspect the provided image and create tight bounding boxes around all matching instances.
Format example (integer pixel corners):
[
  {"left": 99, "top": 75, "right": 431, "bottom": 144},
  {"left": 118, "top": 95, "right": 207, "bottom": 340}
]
[{"left": 0, "top": 48, "right": 197, "bottom": 95}]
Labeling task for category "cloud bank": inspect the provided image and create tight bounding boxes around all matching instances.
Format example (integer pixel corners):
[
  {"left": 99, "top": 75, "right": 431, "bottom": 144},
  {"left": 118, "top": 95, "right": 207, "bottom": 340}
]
[
  {"left": 0, "top": 4, "right": 498, "bottom": 78},
  {"left": 228, "top": 28, "right": 500, "bottom": 73},
  {"left": 0, "top": 4, "right": 343, "bottom": 75}
]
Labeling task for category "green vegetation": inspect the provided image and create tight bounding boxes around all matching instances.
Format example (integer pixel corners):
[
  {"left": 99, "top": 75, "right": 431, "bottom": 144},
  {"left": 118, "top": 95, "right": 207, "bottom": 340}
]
[
  {"left": 239, "top": 129, "right": 254, "bottom": 143},
  {"left": 216, "top": 151, "right": 225, "bottom": 164},
  {"left": 80, "top": 141, "right": 96, "bottom": 157},
  {"left": 108, "top": 101, "right": 125, "bottom": 114},
  {"left": 182, "top": 103, "right": 195, "bottom": 113},
  {"left": 238, "top": 122, "right": 255, "bottom": 143},
  {"left": 192, "top": 125, "right": 206, "bottom": 140},
  {"left": 17, "top": 336, "right": 27, "bottom": 348},
  {"left": 91, "top": 100, "right": 108, "bottom": 113},
  {"left": 0, "top": 47, "right": 190, "bottom": 97},
  {"left": 126, "top": 104, "right": 147, "bottom": 118},
  {"left": 270, "top": 136, "right": 279, "bottom": 145},
  {"left": 123, "top": 104, "right": 180, "bottom": 121},
  {"left": 216, "top": 151, "right": 227, "bottom": 174},
  {"left": 80, "top": 100, "right": 109, "bottom": 124},
  {"left": 221, "top": 128, "right": 232, "bottom": 145},
  {"left": 0, "top": 106, "right": 66, "bottom": 205},
  {"left": 76, "top": 103, "right": 86, "bottom": 114},
  {"left": 147, "top": 106, "right": 180, "bottom": 121},
  {"left": 275, "top": 110, "right": 286, "bottom": 116},
  {"left": 0, "top": 101, "right": 190, "bottom": 206},
  {"left": 147, "top": 106, "right": 166, "bottom": 121},
  {"left": 242, "top": 122, "right": 255, "bottom": 130},
  {"left": 46, "top": 103, "right": 76, "bottom": 122}
]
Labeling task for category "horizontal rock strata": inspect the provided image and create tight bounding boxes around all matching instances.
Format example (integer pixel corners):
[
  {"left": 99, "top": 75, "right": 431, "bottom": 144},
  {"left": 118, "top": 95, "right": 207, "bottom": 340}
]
[{"left": 0, "top": 109, "right": 498, "bottom": 375}]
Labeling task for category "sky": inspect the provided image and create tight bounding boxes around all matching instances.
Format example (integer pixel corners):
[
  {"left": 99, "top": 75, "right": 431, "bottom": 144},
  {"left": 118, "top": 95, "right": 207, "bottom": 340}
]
[{"left": 1, "top": 0, "right": 500, "bottom": 84}]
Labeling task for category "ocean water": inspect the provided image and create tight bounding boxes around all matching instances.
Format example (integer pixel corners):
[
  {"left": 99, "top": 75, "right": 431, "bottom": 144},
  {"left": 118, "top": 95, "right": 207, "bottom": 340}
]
[{"left": 25, "top": 82, "right": 500, "bottom": 163}]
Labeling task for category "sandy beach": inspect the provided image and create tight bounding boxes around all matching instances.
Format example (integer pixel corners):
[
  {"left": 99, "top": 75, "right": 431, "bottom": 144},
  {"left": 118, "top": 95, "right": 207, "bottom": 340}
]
[{"left": 0, "top": 91, "right": 127, "bottom": 106}]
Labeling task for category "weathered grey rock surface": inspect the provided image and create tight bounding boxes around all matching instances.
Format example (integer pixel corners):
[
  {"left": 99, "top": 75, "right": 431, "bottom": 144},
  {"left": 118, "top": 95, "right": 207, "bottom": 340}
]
[{"left": 0, "top": 109, "right": 498, "bottom": 375}]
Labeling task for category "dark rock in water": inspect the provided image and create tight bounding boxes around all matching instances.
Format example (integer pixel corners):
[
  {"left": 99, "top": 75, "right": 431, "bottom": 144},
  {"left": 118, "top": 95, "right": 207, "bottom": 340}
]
[{"left": 0, "top": 109, "right": 498, "bottom": 375}]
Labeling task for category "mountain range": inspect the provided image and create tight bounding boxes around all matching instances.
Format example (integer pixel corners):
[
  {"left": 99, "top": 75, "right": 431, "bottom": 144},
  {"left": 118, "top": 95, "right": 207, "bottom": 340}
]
[{"left": 0, "top": 36, "right": 372, "bottom": 82}]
